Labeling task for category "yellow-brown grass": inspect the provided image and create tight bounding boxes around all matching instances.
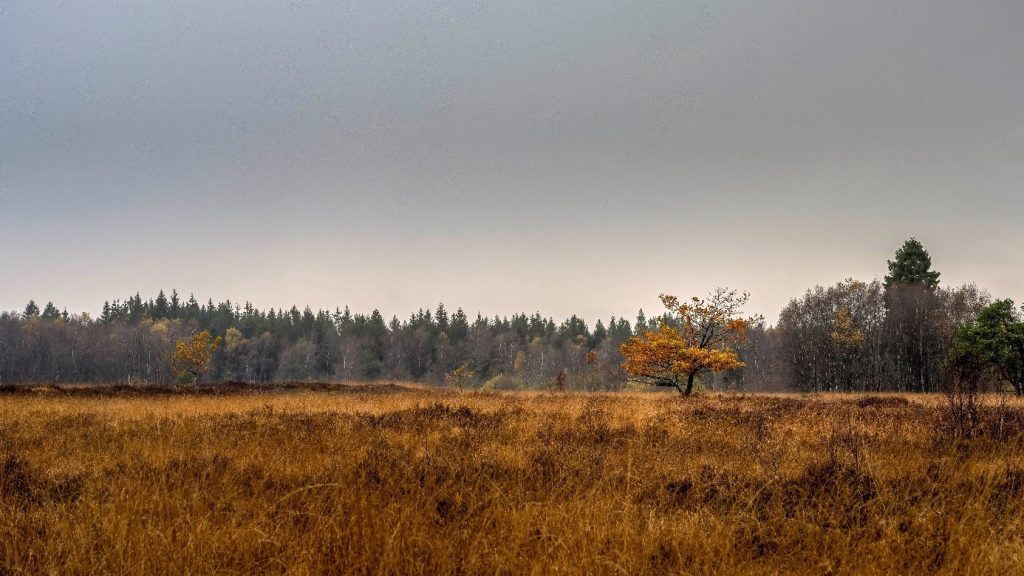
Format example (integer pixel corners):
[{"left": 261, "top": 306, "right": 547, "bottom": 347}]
[{"left": 2, "top": 384, "right": 1024, "bottom": 574}]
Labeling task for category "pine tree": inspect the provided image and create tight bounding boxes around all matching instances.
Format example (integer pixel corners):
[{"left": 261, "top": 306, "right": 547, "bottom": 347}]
[
  {"left": 361, "top": 310, "right": 388, "bottom": 378},
  {"left": 885, "top": 238, "right": 940, "bottom": 289},
  {"left": 185, "top": 294, "right": 200, "bottom": 320},
  {"left": 336, "top": 306, "right": 354, "bottom": 335},
  {"left": 22, "top": 300, "right": 40, "bottom": 319},
  {"left": 127, "top": 293, "right": 144, "bottom": 323},
  {"left": 435, "top": 303, "right": 449, "bottom": 333},
  {"left": 100, "top": 301, "right": 113, "bottom": 324},
  {"left": 154, "top": 290, "right": 169, "bottom": 319},
  {"left": 883, "top": 238, "right": 942, "bottom": 392},
  {"left": 635, "top": 309, "right": 647, "bottom": 334},
  {"left": 301, "top": 306, "right": 315, "bottom": 336},
  {"left": 953, "top": 299, "right": 1024, "bottom": 395},
  {"left": 41, "top": 302, "right": 61, "bottom": 320},
  {"left": 169, "top": 289, "right": 181, "bottom": 317},
  {"left": 449, "top": 308, "right": 469, "bottom": 343}
]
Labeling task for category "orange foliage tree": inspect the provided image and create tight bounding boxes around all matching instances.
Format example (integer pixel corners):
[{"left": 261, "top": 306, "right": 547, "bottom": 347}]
[
  {"left": 171, "top": 330, "right": 223, "bottom": 384},
  {"left": 620, "top": 288, "right": 754, "bottom": 395}
]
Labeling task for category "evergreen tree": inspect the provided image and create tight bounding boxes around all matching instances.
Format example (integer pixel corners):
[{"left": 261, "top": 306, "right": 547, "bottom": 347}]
[
  {"left": 361, "top": 310, "right": 389, "bottom": 378},
  {"left": 435, "top": 303, "right": 449, "bottom": 333},
  {"left": 22, "top": 300, "right": 40, "bottom": 319},
  {"left": 185, "top": 294, "right": 200, "bottom": 320},
  {"left": 301, "top": 306, "right": 315, "bottom": 335},
  {"left": 127, "top": 293, "right": 144, "bottom": 323},
  {"left": 952, "top": 299, "right": 1024, "bottom": 396},
  {"left": 449, "top": 308, "right": 469, "bottom": 343},
  {"left": 169, "top": 289, "right": 181, "bottom": 316},
  {"left": 154, "top": 290, "right": 169, "bottom": 319},
  {"left": 883, "top": 238, "right": 943, "bottom": 392},
  {"left": 41, "top": 302, "right": 61, "bottom": 320},
  {"left": 885, "top": 238, "right": 940, "bottom": 288},
  {"left": 100, "top": 301, "right": 113, "bottom": 324},
  {"left": 635, "top": 309, "right": 647, "bottom": 334},
  {"left": 336, "top": 306, "right": 354, "bottom": 334},
  {"left": 591, "top": 319, "right": 607, "bottom": 347},
  {"left": 611, "top": 317, "right": 632, "bottom": 340}
]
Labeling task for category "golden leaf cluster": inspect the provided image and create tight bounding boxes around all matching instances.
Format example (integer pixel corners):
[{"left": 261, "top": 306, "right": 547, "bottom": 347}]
[
  {"left": 170, "top": 330, "right": 223, "bottom": 384},
  {"left": 621, "top": 325, "right": 744, "bottom": 381},
  {"left": 620, "top": 289, "right": 750, "bottom": 392},
  {"left": 830, "top": 307, "right": 865, "bottom": 347}
]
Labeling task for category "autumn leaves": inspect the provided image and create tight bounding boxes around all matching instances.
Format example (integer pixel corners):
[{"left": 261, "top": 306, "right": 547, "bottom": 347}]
[
  {"left": 171, "top": 330, "right": 223, "bottom": 384},
  {"left": 620, "top": 289, "right": 753, "bottom": 395}
]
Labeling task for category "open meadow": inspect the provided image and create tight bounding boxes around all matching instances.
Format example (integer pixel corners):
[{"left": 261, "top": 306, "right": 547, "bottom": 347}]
[{"left": 2, "top": 383, "right": 1024, "bottom": 574}]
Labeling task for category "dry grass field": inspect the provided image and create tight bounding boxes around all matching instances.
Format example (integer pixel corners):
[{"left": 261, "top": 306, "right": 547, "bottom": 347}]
[{"left": 2, "top": 383, "right": 1024, "bottom": 575}]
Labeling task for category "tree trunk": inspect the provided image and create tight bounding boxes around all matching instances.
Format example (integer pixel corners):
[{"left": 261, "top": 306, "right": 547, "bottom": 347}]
[{"left": 685, "top": 372, "right": 696, "bottom": 396}]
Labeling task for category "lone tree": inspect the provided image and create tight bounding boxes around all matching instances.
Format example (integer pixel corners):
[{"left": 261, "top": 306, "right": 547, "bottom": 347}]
[
  {"left": 885, "top": 237, "right": 941, "bottom": 288},
  {"left": 620, "top": 288, "right": 752, "bottom": 395},
  {"left": 171, "top": 330, "right": 222, "bottom": 384},
  {"left": 884, "top": 237, "right": 943, "bottom": 392},
  {"left": 952, "top": 299, "right": 1024, "bottom": 396}
]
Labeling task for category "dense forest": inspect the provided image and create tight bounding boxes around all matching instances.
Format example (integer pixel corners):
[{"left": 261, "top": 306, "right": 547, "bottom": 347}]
[{"left": 0, "top": 239, "right": 1016, "bottom": 392}]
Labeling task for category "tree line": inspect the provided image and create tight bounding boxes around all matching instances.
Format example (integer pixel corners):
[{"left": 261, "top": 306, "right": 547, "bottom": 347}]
[
  {"left": 1, "top": 238, "right": 1020, "bottom": 393},
  {"left": 0, "top": 293, "right": 637, "bottom": 389}
]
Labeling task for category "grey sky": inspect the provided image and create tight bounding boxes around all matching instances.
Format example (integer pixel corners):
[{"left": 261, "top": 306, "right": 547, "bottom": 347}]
[{"left": 2, "top": 1, "right": 1022, "bottom": 323}]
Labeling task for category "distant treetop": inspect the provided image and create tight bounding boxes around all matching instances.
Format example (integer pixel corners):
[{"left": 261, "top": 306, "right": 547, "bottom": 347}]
[{"left": 885, "top": 237, "right": 940, "bottom": 289}]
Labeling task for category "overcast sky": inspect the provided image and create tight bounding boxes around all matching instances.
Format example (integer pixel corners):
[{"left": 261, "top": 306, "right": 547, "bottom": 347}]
[{"left": 2, "top": 1, "right": 1022, "bottom": 323}]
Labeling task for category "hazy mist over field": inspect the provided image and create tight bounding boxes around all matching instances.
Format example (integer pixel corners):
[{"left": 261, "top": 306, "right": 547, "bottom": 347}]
[{"left": 2, "top": 1, "right": 1022, "bottom": 321}]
